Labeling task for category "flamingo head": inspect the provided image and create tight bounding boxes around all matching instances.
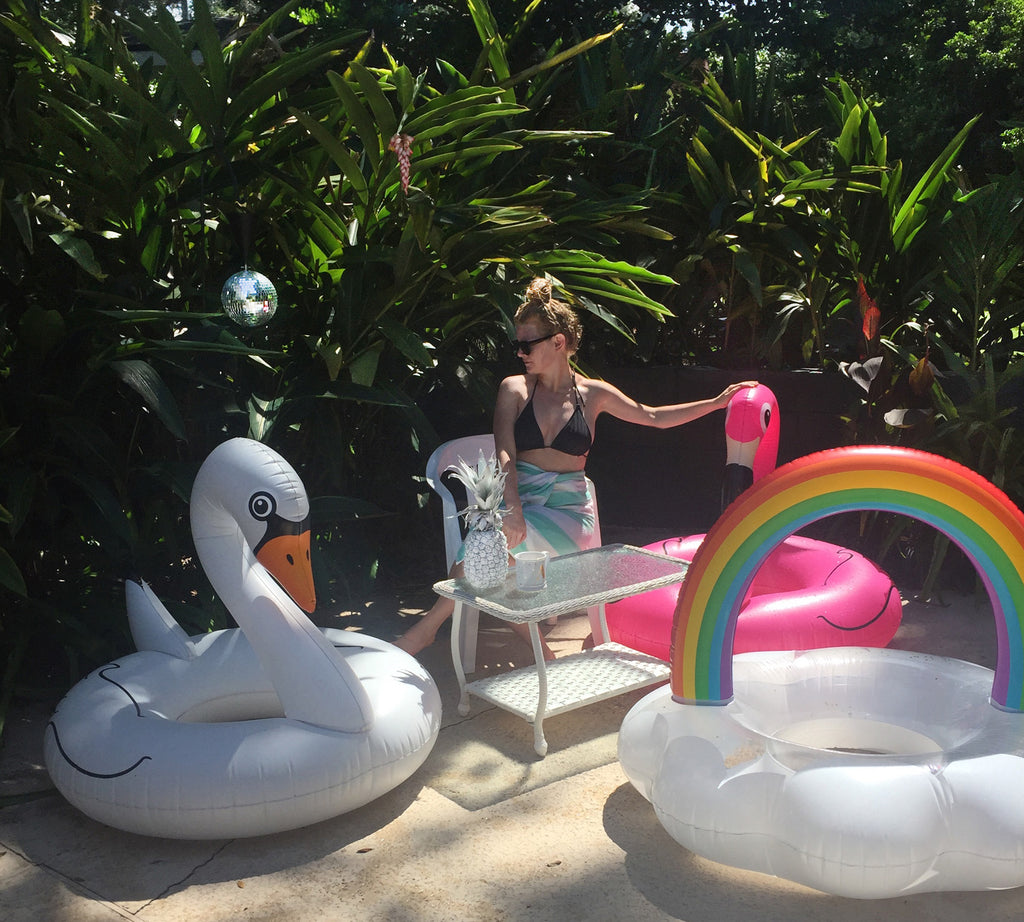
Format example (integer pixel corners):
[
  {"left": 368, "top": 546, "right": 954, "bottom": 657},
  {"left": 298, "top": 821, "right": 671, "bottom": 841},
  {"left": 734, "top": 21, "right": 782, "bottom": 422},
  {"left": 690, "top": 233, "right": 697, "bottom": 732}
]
[{"left": 722, "top": 384, "right": 780, "bottom": 509}]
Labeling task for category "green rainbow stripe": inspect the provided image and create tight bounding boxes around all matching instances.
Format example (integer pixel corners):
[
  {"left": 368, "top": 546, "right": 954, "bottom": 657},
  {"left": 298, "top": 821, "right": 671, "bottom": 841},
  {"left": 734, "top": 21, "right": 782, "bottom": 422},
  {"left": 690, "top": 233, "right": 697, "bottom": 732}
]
[{"left": 670, "top": 447, "right": 1024, "bottom": 711}]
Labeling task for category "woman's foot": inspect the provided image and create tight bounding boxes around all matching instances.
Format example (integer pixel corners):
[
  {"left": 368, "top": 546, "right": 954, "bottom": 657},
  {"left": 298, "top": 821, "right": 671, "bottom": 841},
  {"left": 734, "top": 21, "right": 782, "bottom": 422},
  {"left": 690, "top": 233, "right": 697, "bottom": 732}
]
[
  {"left": 397, "top": 616, "right": 556, "bottom": 661},
  {"left": 393, "top": 596, "right": 455, "bottom": 656},
  {"left": 393, "top": 619, "right": 437, "bottom": 655}
]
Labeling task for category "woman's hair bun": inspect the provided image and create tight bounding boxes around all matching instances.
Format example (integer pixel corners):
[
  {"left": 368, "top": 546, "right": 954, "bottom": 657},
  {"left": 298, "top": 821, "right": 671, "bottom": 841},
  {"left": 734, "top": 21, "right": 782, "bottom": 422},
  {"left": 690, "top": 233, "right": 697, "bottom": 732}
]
[
  {"left": 525, "top": 277, "right": 552, "bottom": 304},
  {"left": 514, "top": 275, "right": 581, "bottom": 354}
]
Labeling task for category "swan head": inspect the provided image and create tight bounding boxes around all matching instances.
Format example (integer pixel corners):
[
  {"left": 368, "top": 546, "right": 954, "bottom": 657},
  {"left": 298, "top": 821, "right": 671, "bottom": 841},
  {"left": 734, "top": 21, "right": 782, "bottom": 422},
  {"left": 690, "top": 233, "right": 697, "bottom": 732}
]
[
  {"left": 190, "top": 438, "right": 317, "bottom": 613},
  {"left": 722, "top": 384, "right": 780, "bottom": 509}
]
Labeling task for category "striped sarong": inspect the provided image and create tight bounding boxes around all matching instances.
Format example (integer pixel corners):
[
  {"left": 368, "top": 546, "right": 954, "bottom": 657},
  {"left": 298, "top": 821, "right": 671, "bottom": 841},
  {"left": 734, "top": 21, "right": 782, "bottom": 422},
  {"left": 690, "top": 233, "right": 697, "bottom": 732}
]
[
  {"left": 455, "top": 461, "right": 597, "bottom": 562},
  {"left": 512, "top": 462, "right": 597, "bottom": 556}
]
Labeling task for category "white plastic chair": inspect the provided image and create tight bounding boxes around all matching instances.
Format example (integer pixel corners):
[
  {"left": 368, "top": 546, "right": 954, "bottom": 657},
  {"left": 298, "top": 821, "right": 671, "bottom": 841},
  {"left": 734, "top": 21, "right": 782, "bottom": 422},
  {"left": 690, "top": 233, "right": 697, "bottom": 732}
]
[{"left": 425, "top": 434, "right": 602, "bottom": 672}]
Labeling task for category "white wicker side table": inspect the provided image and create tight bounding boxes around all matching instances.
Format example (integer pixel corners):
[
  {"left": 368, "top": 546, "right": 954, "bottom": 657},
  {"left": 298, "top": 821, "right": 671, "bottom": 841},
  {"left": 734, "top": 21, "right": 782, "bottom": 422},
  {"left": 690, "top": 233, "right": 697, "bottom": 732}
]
[{"left": 433, "top": 543, "right": 689, "bottom": 756}]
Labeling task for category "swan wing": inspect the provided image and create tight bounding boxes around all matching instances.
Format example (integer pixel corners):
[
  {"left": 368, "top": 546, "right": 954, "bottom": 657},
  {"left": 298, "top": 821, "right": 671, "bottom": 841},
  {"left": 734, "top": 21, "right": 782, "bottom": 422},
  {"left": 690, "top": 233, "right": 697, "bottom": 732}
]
[
  {"left": 245, "top": 594, "right": 374, "bottom": 733},
  {"left": 125, "top": 579, "right": 196, "bottom": 660}
]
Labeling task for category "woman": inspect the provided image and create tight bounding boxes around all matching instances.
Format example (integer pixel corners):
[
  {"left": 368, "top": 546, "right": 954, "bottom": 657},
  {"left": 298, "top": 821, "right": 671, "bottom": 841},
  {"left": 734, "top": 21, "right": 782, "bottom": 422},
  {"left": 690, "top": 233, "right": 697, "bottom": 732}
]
[{"left": 396, "top": 278, "right": 756, "bottom": 658}]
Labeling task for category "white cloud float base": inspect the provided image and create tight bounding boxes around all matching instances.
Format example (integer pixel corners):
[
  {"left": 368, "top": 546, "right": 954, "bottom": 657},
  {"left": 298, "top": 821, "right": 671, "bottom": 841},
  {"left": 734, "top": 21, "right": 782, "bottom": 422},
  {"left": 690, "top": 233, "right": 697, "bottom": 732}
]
[{"left": 618, "top": 647, "right": 1024, "bottom": 899}]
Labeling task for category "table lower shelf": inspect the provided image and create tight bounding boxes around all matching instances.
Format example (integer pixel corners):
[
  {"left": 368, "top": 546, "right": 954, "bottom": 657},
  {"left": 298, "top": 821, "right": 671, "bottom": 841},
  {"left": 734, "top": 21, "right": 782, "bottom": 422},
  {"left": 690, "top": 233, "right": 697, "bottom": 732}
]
[{"left": 463, "top": 642, "right": 670, "bottom": 722}]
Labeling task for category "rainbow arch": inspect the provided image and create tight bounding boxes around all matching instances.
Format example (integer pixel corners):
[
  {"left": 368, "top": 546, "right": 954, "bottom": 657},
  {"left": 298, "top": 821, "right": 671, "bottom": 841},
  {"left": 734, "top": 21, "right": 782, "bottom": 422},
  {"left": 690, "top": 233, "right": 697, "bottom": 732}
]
[{"left": 671, "top": 446, "right": 1024, "bottom": 711}]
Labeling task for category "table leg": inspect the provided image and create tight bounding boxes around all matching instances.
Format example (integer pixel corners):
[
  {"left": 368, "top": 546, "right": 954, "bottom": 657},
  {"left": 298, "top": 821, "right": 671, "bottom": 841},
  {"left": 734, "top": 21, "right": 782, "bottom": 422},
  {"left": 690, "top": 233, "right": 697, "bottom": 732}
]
[
  {"left": 451, "top": 601, "right": 471, "bottom": 716},
  {"left": 597, "top": 601, "right": 611, "bottom": 644},
  {"left": 528, "top": 622, "right": 549, "bottom": 757}
]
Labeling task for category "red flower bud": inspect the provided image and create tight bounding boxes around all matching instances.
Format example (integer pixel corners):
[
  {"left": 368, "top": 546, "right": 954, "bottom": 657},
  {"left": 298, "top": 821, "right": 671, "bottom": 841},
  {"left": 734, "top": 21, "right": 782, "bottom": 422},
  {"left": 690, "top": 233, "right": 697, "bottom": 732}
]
[{"left": 388, "top": 133, "right": 415, "bottom": 194}]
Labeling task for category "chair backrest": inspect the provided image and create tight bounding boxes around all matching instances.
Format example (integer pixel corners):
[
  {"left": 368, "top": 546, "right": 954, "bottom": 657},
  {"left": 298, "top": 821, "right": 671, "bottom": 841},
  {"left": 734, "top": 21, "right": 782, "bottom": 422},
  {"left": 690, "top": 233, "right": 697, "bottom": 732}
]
[
  {"left": 425, "top": 435, "right": 602, "bottom": 571},
  {"left": 425, "top": 435, "right": 497, "bottom": 571}
]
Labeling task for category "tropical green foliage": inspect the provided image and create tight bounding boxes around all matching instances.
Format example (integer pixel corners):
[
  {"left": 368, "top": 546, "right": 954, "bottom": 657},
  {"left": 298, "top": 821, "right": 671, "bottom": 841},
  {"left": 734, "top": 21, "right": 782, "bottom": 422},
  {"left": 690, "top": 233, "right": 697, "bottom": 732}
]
[
  {"left": 3, "top": 0, "right": 1024, "bottom": 730},
  {"left": 0, "top": 0, "right": 676, "bottom": 712},
  {"left": 678, "top": 0, "right": 1024, "bottom": 179},
  {"left": 637, "top": 63, "right": 980, "bottom": 370}
]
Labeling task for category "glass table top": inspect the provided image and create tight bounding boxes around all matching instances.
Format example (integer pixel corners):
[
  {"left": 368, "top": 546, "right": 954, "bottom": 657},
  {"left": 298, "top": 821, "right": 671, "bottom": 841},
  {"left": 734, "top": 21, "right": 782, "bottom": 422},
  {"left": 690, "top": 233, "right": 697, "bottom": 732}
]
[{"left": 433, "top": 543, "right": 689, "bottom": 623}]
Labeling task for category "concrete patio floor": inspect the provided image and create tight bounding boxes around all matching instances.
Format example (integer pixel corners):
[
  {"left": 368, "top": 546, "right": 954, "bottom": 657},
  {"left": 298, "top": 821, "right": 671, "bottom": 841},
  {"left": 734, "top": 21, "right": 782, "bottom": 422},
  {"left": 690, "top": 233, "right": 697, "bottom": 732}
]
[{"left": 2, "top": 577, "right": 1023, "bottom": 921}]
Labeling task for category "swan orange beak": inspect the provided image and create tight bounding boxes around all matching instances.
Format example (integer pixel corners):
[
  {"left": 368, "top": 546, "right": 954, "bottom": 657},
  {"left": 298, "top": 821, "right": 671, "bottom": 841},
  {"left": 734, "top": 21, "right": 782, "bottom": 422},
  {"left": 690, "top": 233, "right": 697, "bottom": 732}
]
[{"left": 256, "top": 528, "right": 317, "bottom": 613}]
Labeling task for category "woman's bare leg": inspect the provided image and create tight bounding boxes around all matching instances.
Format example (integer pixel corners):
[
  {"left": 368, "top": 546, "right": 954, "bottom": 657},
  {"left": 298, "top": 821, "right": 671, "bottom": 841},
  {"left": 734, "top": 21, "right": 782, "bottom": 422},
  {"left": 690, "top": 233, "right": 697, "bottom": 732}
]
[
  {"left": 395, "top": 563, "right": 554, "bottom": 659},
  {"left": 393, "top": 593, "right": 456, "bottom": 655}
]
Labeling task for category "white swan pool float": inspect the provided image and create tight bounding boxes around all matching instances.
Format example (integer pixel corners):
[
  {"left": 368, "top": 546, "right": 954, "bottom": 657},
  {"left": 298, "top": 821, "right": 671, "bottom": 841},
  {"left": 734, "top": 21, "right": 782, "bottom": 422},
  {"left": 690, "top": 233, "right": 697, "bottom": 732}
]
[
  {"left": 45, "top": 438, "right": 441, "bottom": 839},
  {"left": 619, "top": 446, "right": 1024, "bottom": 898}
]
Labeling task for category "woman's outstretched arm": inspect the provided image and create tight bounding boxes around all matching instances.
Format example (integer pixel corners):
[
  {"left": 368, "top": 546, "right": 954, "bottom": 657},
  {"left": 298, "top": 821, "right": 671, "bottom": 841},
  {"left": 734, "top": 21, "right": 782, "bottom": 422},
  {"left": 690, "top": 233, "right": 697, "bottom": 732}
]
[{"left": 587, "top": 379, "right": 758, "bottom": 430}]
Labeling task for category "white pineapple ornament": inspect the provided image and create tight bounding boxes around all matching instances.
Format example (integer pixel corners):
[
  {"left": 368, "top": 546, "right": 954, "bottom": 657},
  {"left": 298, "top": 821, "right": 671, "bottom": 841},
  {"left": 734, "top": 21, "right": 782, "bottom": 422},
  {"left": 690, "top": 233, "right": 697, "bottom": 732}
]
[{"left": 450, "top": 451, "right": 510, "bottom": 589}]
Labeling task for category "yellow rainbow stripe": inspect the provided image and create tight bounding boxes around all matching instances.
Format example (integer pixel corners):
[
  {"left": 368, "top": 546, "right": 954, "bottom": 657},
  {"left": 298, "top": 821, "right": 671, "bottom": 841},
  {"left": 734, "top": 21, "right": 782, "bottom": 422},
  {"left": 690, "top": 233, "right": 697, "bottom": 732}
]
[{"left": 670, "top": 447, "right": 1024, "bottom": 711}]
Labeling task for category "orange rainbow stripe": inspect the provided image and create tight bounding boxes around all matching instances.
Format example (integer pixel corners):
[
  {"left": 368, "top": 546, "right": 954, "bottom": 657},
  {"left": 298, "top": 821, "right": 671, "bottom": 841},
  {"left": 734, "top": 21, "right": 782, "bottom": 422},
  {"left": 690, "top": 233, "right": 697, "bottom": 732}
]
[{"left": 670, "top": 446, "right": 1024, "bottom": 711}]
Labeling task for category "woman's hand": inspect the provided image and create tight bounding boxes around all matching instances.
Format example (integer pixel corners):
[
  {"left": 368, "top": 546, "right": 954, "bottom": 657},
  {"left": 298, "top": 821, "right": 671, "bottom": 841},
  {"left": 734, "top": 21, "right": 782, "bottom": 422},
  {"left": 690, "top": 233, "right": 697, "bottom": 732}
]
[
  {"left": 716, "top": 380, "right": 759, "bottom": 408},
  {"left": 502, "top": 506, "right": 527, "bottom": 549}
]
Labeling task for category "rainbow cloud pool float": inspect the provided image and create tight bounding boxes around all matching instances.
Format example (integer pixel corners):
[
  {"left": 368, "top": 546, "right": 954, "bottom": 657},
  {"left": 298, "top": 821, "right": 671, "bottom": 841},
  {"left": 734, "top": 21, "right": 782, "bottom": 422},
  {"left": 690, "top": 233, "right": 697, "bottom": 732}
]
[{"left": 618, "top": 446, "right": 1024, "bottom": 899}]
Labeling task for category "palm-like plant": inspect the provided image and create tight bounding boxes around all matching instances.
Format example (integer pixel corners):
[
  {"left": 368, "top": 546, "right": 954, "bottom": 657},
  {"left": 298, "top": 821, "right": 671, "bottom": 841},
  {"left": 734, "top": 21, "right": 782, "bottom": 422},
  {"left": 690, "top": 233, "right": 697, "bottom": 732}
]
[
  {"left": 673, "top": 60, "right": 880, "bottom": 367},
  {"left": 672, "top": 65, "right": 980, "bottom": 371},
  {"left": 0, "top": 0, "right": 681, "bottom": 716},
  {"left": 928, "top": 174, "right": 1024, "bottom": 372},
  {"left": 819, "top": 79, "right": 980, "bottom": 335}
]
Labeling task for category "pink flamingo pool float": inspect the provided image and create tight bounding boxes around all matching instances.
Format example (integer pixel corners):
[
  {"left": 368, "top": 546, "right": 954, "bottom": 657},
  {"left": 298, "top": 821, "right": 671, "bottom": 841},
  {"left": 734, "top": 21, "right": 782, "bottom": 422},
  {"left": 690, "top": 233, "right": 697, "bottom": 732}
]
[{"left": 606, "top": 384, "right": 902, "bottom": 657}]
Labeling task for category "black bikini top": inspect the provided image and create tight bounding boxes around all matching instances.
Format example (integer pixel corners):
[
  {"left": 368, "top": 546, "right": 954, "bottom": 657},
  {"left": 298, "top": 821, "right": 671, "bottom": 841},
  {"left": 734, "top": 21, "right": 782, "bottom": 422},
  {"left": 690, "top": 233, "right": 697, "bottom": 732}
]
[{"left": 514, "top": 378, "right": 593, "bottom": 457}]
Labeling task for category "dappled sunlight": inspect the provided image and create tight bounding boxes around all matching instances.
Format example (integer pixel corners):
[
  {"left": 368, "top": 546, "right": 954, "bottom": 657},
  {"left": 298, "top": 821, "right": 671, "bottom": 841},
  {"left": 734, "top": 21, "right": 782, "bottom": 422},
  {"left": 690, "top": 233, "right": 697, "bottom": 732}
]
[{"left": 3, "top": 585, "right": 1013, "bottom": 921}]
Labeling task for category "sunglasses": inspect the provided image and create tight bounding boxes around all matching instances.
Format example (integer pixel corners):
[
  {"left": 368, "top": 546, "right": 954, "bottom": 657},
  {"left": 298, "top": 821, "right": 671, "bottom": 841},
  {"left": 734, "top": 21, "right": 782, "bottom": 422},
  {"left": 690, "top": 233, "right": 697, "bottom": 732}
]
[{"left": 513, "top": 333, "right": 555, "bottom": 355}]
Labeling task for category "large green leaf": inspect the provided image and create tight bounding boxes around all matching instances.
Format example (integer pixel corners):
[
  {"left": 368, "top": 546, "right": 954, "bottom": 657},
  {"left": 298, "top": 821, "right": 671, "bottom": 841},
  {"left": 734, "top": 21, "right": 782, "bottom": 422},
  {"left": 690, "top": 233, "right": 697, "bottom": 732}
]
[
  {"left": 49, "top": 232, "right": 105, "bottom": 279},
  {"left": 35, "top": 94, "right": 135, "bottom": 178},
  {"left": 378, "top": 317, "right": 435, "bottom": 369},
  {"left": 290, "top": 107, "right": 370, "bottom": 205},
  {"left": 407, "top": 104, "right": 527, "bottom": 143},
  {"left": 248, "top": 395, "right": 283, "bottom": 441},
  {"left": 230, "top": 38, "right": 359, "bottom": 133},
  {"left": 466, "top": 0, "right": 512, "bottom": 92},
  {"left": 402, "top": 87, "right": 523, "bottom": 135},
  {"left": 413, "top": 138, "right": 523, "bottom": 171},
  {"left": 559, "top": 274, "right": 674, "bottom": 314},
  {"left": 0, "top": 547, "right": 27, "bottom": 597},
  {"left": 190, "top": 0, "right": 227, "bottom": 103},
  {"left": 348, "top": 61, "right": 398, "bottom": 141},
  {"left": 121, "top": 6, "right": 219, "bottom": 139},
  {"left": 892, "top": 117, "right": 979, "bottom": 253},
  {"left": 532, "top": 251, "right": 676, "bottom": 286},
  {"left": 110, "top": 360, "right": 187, "bottom": 441},
  {"left": 326, "top": 70, "right": 383, "bottom": 173}
]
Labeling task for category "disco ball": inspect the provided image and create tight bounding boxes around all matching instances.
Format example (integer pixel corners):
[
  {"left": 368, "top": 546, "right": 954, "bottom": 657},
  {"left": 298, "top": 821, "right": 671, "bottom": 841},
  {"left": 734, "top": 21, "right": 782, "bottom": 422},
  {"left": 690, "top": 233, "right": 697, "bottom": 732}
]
[{"left": 221, "top": 268, "right": 278, "bottom": 327}]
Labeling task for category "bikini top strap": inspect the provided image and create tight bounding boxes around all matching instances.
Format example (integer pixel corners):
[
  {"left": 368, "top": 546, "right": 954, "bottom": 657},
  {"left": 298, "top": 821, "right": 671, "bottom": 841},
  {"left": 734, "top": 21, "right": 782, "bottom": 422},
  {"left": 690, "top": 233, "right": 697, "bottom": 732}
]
[{"left": 571, "top": 372, "right": 584, "bottom": 407}]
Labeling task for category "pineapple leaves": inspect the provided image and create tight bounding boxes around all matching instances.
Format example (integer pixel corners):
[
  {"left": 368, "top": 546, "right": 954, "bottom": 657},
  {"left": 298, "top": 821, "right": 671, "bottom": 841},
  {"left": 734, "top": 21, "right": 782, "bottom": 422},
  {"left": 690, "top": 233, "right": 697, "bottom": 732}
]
[{"left": 448, "top": 452, "right": 507, "bottom": 531}]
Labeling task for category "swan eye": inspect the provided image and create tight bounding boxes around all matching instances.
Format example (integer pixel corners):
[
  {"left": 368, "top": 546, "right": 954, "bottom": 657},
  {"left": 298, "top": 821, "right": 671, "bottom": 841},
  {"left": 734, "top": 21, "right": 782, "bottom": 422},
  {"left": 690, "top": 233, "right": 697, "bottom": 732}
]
[{"left": 249, "top": 491, "right": 277, "bottom": 521}]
